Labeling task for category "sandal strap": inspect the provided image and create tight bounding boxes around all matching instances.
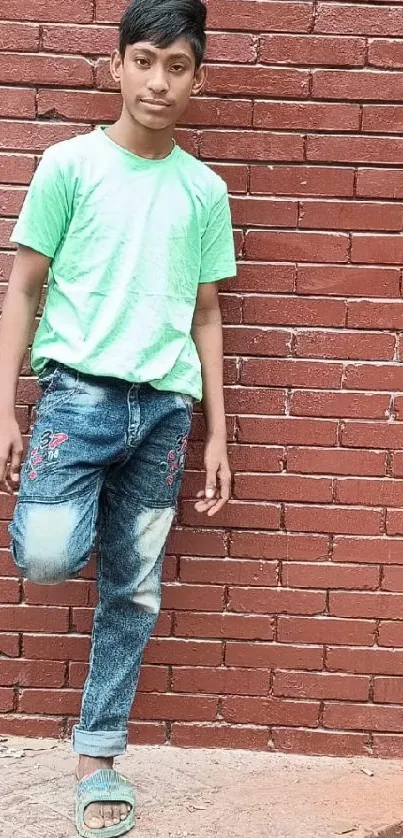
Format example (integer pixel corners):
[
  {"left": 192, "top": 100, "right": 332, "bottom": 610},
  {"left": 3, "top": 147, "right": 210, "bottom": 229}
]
[{"left": 76, "top": 769, "right": 136, "bottom": 838}]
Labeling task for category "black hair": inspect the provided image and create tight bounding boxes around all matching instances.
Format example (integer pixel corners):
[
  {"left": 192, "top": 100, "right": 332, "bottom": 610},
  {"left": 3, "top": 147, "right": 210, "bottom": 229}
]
[{"left": 120, "top": 0, "right": 207, "bottom": 68}]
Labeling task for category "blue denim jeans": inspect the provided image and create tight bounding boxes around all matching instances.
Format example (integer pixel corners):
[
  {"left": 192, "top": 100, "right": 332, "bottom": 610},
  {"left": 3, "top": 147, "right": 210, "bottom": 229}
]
[{"left": 10, "top": 363, "right": 193, "bottom": 757}]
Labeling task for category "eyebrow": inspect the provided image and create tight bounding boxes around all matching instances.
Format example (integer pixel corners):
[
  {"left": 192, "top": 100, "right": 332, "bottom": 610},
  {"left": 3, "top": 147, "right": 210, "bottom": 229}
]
[{"left": 132, "top": 47, "right": 192, "bottom": 62}]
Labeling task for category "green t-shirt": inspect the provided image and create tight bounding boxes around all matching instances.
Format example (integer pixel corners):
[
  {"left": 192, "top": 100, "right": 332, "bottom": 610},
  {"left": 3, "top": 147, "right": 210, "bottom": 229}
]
[{"left": 11, "top": 128, "right": 236, "bottom": 400}]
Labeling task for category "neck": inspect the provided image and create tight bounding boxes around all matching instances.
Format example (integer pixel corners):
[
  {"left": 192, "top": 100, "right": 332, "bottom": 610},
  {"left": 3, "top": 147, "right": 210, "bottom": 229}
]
[{"left": 106, "top": 109, "right": 175, "bottom": 160}]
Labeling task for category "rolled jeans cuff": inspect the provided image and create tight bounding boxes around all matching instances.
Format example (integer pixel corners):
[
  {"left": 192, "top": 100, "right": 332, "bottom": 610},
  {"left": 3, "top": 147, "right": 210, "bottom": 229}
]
[{"left": 72, "top": 725, "right": 128, "bottom": 757}]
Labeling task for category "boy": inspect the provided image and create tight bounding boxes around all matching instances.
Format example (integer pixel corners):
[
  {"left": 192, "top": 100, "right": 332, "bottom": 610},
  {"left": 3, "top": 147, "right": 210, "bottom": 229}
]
[{"left": 0, "top": 0, "right": 236, "bottom": 834}]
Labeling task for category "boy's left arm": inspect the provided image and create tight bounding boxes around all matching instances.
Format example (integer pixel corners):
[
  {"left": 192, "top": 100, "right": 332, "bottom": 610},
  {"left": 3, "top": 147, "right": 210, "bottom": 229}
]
[{"left": 192, "top": 281, "right": 231, "bottom": 517}]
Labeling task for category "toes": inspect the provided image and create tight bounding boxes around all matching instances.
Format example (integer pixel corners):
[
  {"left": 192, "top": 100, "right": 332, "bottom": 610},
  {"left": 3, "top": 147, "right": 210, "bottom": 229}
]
[
  {"left": 103, "top": 805, "right": 114, "bottom": 827},
  {"left": 120, "top": 803, "right": 129, "bottom": 820},
  {"left": 84, "top": 803, "right": 104, "bottom": 829},
  {"left": 112, "top": 805, "right": 121, "bottom": 824}
]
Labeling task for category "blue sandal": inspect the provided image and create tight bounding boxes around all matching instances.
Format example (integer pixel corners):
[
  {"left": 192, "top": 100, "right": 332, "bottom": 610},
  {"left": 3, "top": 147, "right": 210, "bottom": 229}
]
[{"left": 76, "top": 769, "right": 136, "bottom": 837}]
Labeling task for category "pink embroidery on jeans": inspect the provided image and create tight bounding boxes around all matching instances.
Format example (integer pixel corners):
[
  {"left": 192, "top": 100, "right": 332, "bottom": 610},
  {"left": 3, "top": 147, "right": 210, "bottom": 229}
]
[
  {"left": 161, "top": 433, "right": 189, "bottom": 487},
  {"left": 28, "top": 431, "right": 69, "bottom": 480}
]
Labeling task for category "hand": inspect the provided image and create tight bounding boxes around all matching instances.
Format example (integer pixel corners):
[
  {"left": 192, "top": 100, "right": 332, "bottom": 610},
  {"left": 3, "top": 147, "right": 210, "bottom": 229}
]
[
  {"left": 0, "top": 416, "right": 23, "bottom": 494},
  {"left": 194, "top": 435, "right": 231, "bottom": 517}
]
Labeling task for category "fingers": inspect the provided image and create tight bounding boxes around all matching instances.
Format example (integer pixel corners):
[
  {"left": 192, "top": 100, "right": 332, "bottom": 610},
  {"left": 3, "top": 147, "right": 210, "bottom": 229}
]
[
  {"left": 207, "top": 465, "right": 231, "bottom": 517},
  {"left": 205, "top": 466, "right": 217, "bottom": 501},
  {"left": 0, "top": 453, "right": 12, "bottom": 494},
  {"left": 9, "top": 441, "right": 22, "bottom": 487}
]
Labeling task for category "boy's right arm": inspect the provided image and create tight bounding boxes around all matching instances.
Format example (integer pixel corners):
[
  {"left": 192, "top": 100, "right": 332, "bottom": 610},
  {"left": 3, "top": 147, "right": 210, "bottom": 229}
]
[{"left": 0, "top": 246, "right": 50, "bottom": 492}]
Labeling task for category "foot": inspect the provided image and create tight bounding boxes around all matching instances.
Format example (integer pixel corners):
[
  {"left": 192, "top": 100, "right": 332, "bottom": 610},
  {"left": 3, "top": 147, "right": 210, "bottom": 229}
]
[{"left": 77, "top": 756, "right": 131, "bottom": 830}]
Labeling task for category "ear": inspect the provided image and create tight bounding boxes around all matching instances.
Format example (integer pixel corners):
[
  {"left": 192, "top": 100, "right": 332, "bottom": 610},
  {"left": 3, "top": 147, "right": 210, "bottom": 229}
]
[
  {"left": 110, "top": 49, "right": 123, "bottom": 85},
  {"left": 191, "top": 65, "right": 207, "bottom": 97}
]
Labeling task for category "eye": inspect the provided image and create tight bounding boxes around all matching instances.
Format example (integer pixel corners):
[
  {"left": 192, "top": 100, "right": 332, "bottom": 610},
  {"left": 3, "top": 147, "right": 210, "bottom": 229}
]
[
  {"left": 171, "top": 64, "right": 186, "bottom": 73},
  {"left": 135, "top": 57, "right": 150, "bottom": 68}
]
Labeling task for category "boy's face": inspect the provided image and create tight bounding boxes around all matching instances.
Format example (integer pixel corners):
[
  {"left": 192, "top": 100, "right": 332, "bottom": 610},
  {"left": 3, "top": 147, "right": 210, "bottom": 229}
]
[{"left": 110, "top": 38, "right": 205, "bottom": 131}]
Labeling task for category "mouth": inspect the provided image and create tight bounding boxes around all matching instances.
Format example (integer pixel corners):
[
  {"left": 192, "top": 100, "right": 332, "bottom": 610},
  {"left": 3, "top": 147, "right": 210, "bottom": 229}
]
[{"left": 141, "top": 99, "right": 171, "bottom": 109}]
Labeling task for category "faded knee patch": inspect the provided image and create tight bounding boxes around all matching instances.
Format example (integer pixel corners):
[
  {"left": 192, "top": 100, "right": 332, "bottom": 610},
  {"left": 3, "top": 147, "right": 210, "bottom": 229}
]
[
  {"left": 132, "top": 507, "right": 175, "bottom": 613},
  {"left": 15, "top": 503, "right": 78, "bottom": 584}
]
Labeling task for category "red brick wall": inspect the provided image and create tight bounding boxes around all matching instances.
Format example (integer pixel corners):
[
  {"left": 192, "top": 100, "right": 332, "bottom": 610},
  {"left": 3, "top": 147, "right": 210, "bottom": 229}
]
[{"left": 2, "top": 0, "right": 403, "bottom": 757}]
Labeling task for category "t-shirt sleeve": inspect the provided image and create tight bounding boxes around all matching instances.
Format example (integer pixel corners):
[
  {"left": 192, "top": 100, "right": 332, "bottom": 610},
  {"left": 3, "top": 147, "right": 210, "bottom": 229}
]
[
  {"left": 199, "top": 183, "right": 237, "bottom": 284},
  {"left": 10, "top": 148, "right": 71, "bottom": 259}
]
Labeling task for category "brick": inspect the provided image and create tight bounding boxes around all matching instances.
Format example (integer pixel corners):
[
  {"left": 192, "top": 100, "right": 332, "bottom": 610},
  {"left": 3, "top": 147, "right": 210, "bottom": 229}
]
[
  {"left": 283, "top": 563, "right": 379, "bottom": 591},
  {"left": 172, "top": 666, "right": 269, "bottom": 696},
  {"left": 313, "top": 69, "right": 403, "bottom": 102},
  {"left": 235, "top": 474, "right": 332, "bottom": 503},
  {"left": 167, "top": 528, "right": 227, "bottom": 557},
  {"left": 131, "top": 693, "right": 218, "bottom": 722},
  {"left": 181, "top": 499, "right": 281, "bottom": 530},
  {"left": 324, "top": 702, "right": 403, "bottom": 733},
  {"left": 1, "top": 0, "right": 93, "bottom": 22},
  {"left": 296, "top": 331, "right": 394, "bottom": 361},
  {"left": 206, "top": 1, "right": 314, "bottom": 33},
  {"left": 200, "top": 130, "right": 304, "bottom": 162},
  {"left": 206, "top": 32, "right": 256, "bottom": 63},
  {"left": 222, "top": 696, "right": 319, "bottom": 726},
  {"left": 144, "top": 639, "right": 222, "bottom": 666},
  {"left": 162, "top": 584, "right": 224, "bottom": 612},
  {"left": 209, "top": 164, "right": 248, "bottom": 193},
  {"left": 179, "top": 558, "right": 278, "bottom": 586},
  {"left": 337, "top": 479, "right": 403, "bottom": 509},
  {"left": 369, "top": 39, "right": 403, "bottom": 69},
  {"left": 24, "top": 580, "right": 91, "bottom": 607},
  {"left": 272, "top": 728, "right": 367, "bottom": 756},
  {"left": 230, "top": 197, "right": 297, "bottom": 227},
  {"left": 42, "top": 23, "right": 118, "bottom": 54},
  {"left": 241, "top": 359, "right": 343, "bottom": 389},
  {"left": 0, "top": 579, "right": 20, "bottom": 604},
  {"left": 391, "top": 452, "right": 403, "bottom": 478},
  {"left": 348, "top": 301, "right": 403, "bottom": 331},
  {"left": 184, "top": 98, "right": 253, "bottom": 129},
  {"left": 244, "top": 296, "right": 345, "bottom": 327},
  {"left": 127, "top": 722, "right": 167, "bottom": 746},
  {"left": 296, "top": 265, "right": 400, "bottom": 297},
  {"left": 343, "top": 366, "right": 403, "bottom": 392},
  {"left": 342, "top": 422, "right": 403, "bottom": 450},
  {"left": 379, "top": 623, "right": 403, "bottom": 648},
  {"left": 234, "top": 263, "right": 295, "bottom": 293},
  {"left": 300, "top": 199, "right": 403, "bottom": 232},
  {"left": 175, "top": 612, "right": 273, "bottom": 641},
  {"left": 254, "top": 101, "right": 359, "bottom": 131},
  {"left": 374, "top": 677, "right": 403, "bottom": 704},
  {"left": 229, "top": 532, "right": 329, "bottom": 561},
  {"left": 0, "top": 121, "right": 89, "bottom": 153},
  {"left": 38, "top": 90, "right": 121, "bottom": 123},
  {"left": 334, "top": 537, "right": 403, "bottom": 565},
  {"left": 327, "top": 647, "right": 403, "bottom": 675},
  {"left": 307, "top": 134, "right": 403, "bottom": 166},
  {"left": 260, "top": 34, "right": 365, "bottom": 66},
  {"left": 0, "top": 54, "right": 93, "bottom": 87},
  {"left": 238, "top": 417, "right": 337, "bottom": 445},
  {"left": 0, "top": 88, "right": 36, "bottom": 120},
  {"left": 387, "top": 511, "right": 403, "bottom": 537},
  {"left": 372, "top": 735, "right": 403, "bottom": 758},
  {"left": 330, "top": 591, "right": 403, "bottom": 620},
  {"left": 273, "top": 671, "right": 370, "bottom": 701},
  {"left": 19, "top": 688, "right": 81, "bottom": 715},
  {"left": 316, "top": 4, "right": 403, "bottom": 37},
  {"left": 287, "top": 448, "right": 386, "bottom": 477},
  {"left": 0, "top": 715, "right": 63, "bottom": 738},
  {"left": 291, "top": 390, "right": 390, "bottom": 419},
  {"left": 224, "top": 386, "right": 288, "bottom": 415},
  {"left": 229, "top": 444, "right": 284, "bottom": 472},
  {"left": 23, "top": 634, "right": 90, "bottom": 661},
  {"left": 0, "top": 634, "right": 19, "bottom": 657},
  {"left": 357, "top": 168, "right": 403, "bottom": 199},
  {"left": 0, "top": 606, "right": 68, "bottom": 633},
  {"left": 0, "top": 659, "right": 65, "bottom": 688},
  {"left": 225, "top": 641, "right": 323, "bottom": 670},
  {"left": 285, "top": 505, "right": 383, "bottom": 536},
  {"left": 278, "top": 616, "right": 375, "bottom": 645},
  {"left": 0, "top": 22, "right": 40, "bottom": 51},
  {"left": 250, "top": 165, "right": 355, "bottom": 197},
  {"left": 246, "top": 230, "right": 349, "bottom": 262},
  {"left": 171, "top": 723, "right": 269, "bottom": 750},
  {"left": 95, "top": 0, "right": 126, "bottom": 21},
  {"left": 229, "top": 588, "right": 326, "bottom": 615},
  {"left": 363, "top": 105, "right": 403, "bottom": 134}
]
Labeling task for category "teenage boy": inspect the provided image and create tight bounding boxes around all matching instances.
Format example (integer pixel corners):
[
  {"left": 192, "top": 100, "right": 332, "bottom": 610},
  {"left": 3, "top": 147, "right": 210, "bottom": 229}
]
[{"left": 0, "top": 0, "right": 236, "bottom": 834}]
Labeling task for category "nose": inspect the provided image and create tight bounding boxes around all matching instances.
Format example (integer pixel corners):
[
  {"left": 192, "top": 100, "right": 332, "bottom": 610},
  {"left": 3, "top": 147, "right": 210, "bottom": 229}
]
[{"left": 147, "top": 68, "right": 169, "bottom": 95}]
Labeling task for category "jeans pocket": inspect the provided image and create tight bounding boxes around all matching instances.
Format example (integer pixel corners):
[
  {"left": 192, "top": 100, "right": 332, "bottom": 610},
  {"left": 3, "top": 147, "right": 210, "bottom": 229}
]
[{"left": 38, "top": 365, "right": 79, "bottom": 413}]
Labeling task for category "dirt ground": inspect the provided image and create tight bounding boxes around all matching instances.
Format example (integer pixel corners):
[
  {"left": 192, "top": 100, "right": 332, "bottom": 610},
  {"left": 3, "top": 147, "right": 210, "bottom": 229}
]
[{"left": 0, "top": 737, "right": 403, "bottom": 837}]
